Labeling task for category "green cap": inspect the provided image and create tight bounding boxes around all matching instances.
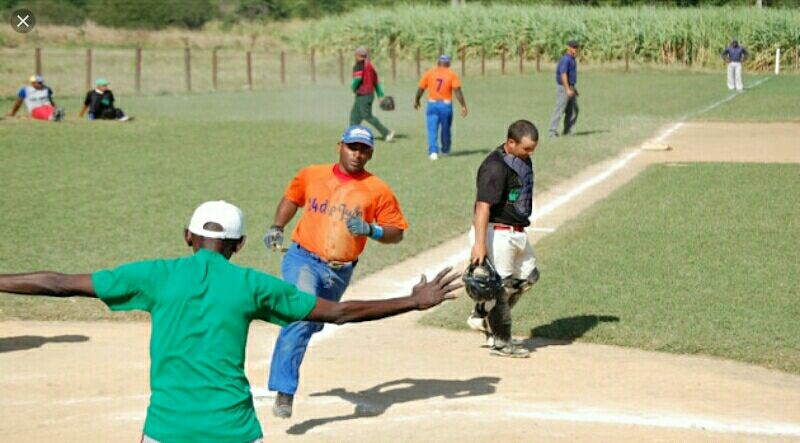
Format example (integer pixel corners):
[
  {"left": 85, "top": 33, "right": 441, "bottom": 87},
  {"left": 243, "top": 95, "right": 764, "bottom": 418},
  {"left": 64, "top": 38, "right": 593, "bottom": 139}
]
[{"left": 95, "top": 77, "right": 109, "bottom": 87}]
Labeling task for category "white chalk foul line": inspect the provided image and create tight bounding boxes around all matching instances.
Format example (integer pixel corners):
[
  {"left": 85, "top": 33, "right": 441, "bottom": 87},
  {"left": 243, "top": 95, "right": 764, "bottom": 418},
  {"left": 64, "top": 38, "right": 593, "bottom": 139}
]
[{"left": 506, "top": 406, "right": 800, "bottom": 437}]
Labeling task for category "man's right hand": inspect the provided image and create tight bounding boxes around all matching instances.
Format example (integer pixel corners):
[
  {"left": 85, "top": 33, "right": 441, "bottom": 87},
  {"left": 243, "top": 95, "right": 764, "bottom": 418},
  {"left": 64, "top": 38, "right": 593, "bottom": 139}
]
[
  {"left": 410, "top": 267, "right": 463, "bottom": 310},
  {"left": 263, "top": 225, "right": 284, "bottom": 251},
  {"left": 567, "top": 88, "right": 575, "bottom": 97},
  {"left": 470, "top": 243, "right": 487, "bottom": 265}
]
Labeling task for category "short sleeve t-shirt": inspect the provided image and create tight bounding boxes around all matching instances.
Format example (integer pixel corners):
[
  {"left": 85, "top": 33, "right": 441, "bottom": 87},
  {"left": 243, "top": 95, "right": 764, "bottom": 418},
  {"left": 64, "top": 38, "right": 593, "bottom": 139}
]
[
  {"left": 92, "top": 249, "right": 316, "bottom": 443},
  {"left": 84, "top": 89, "right": 115, "bottom": 115},
  {"left": 17, "top": 85, "right": 53, "bottom": 112},
  {"left": 285, "top": 164, "right": 408, "bottom": 262},
  {"left": 418, "top": 67, "right": 461, "bottom": 101},
  {"left": 353, "top": 59, "right": 379, "bottom": 96},
  {"left": 555, "top": 54, "right": 577, "bottom": 86},
  {"left": 475, "top": 145, "right": 532, "bottom": 227}
]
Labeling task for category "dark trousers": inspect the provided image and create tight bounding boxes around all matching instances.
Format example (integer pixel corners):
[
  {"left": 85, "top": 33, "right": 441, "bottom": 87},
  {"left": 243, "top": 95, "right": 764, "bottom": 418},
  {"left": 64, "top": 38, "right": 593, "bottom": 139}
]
[{"left": 350, "top": 94, "right": 389, "bottom": 137}]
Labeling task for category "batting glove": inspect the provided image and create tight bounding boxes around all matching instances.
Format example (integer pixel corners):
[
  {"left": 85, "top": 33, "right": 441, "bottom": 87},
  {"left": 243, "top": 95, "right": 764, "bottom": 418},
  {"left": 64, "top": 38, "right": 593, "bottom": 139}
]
[
  {"left": 263, "top": 225, "right": 284, "bottom": 251},
  {"left": 346, "top": 216, "right": 384, "bottom": 240}
]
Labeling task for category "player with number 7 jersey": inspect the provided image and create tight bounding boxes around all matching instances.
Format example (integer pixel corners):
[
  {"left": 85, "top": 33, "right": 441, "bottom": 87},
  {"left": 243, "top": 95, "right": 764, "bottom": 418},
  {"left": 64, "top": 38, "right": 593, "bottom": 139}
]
[{"left": 414, "top": 54, "right": 469, "bottom": 160}]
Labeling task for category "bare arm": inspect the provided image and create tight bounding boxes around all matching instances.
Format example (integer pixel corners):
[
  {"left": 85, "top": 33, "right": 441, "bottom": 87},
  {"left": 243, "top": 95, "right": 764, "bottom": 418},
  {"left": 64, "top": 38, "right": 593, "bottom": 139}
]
[
  {"left": 376, "top": 226, "right": 403, "bottom": 244},
  {"left": 561, "top": 72, "right": 573, "bottom": 96},
  {"left": 0, "top": 272, "right": 96, "bottom": 298},
  {"left": 414, "top": 88, "right": 425, "bottom": 109},
  {"left": 305, "top": 267, "right": 461, "bottom": 324},
  {"left": 8, "top": 98, "right": 22, "bottom": 116},
  {"left": 454, "top": 88, "right": 468, "bottom": 117},
  {"left": 273, "top": 197, "right": 299, "bottom": 228},
  {"left": 79, "top": 104, "right": 88, "bottom": 118},
  {"left": 470, "top": 201, "right": 491, "bottom": 264}
]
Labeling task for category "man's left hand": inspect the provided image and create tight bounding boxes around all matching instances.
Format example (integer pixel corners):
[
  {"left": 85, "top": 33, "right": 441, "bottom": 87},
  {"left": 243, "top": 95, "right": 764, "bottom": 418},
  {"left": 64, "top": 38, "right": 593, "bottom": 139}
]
[{"left": 346, "top": 216, "right": 372, "bottom": 237}]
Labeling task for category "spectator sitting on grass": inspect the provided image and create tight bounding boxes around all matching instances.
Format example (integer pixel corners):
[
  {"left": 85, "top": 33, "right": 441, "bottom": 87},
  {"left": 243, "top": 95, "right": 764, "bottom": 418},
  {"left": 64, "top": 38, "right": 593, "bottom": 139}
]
[
  {"left": 79, "top": 78, "right": 131, "bottom": 122},
  {"left": 7, "top": 75, "right": 64, "bottom": 122}
]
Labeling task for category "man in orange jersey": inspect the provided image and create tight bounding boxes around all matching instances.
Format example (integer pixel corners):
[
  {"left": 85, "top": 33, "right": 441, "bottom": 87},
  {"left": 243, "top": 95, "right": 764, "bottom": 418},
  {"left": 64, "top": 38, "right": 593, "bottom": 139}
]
[
  {"left": 414, "top": 54, "right": 468, "bottom": 160},
  {"left": 262, "top": 125, "right": 408, "bottom": 419}
]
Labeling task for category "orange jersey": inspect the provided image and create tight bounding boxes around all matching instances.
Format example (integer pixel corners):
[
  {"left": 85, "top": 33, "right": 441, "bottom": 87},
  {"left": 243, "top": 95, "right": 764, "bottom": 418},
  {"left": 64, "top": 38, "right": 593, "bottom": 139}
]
[
  {"left": 285, "top": 164, "right": 408, "bottom": 262},
  {"left": 418, "top": 67, "right": 461, "bottom": 101}
]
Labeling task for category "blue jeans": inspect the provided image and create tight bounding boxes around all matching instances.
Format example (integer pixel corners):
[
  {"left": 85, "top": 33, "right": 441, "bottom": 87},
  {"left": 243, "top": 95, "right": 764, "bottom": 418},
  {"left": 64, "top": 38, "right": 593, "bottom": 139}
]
[
  {"left": 426, "top": 101, "right": 453, "bottom": 155},
  {"left": 267, "top": 243, "right": 356, "bottom": 395}
]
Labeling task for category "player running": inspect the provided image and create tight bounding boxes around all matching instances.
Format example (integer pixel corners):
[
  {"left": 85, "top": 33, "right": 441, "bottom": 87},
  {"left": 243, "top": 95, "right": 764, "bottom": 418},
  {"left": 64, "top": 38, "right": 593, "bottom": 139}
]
[
  {"left": 7, "top": 75, "right": 64, "bottom": 121},
  {"left": 468, "top": 120, "right": 541, "bottom": 358},
  {"left": 414, "top": 54, "right": 468, "bottom": 160},
  {"left": 0, "top": 200, "right": 460, "bottom": 443},
  {"left": 263, "top": 125, "right": 408, "bottom": 418}
]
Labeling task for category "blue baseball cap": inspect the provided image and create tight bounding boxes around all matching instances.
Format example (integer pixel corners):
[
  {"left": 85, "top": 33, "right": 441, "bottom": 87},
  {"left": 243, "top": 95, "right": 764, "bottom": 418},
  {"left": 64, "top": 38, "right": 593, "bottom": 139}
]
[
  {"left": 341, "top": 125, "right": 375, "bottom": 148},
  {"left": 439, "top": 54, "right": 451, "bottom": 63}
]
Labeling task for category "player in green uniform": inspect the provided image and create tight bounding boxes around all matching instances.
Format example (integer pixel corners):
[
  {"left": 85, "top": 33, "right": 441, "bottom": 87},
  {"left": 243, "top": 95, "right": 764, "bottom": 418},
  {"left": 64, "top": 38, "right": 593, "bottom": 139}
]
[{"left": 0, "top": 200, "right": 460, "bottom": 443}]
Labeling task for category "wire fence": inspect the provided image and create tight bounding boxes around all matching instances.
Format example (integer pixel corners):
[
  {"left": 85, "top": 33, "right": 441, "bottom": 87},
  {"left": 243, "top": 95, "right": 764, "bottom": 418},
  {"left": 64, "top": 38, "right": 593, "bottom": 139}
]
[{"left": 2, "top": 44, "right": 798, "bottom": 98}]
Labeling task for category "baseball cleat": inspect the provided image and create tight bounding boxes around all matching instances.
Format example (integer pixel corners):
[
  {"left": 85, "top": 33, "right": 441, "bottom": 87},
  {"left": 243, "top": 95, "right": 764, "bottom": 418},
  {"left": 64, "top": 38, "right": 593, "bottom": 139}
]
[
  {"left": 490, "top": 344, "right": 530, "bottom": 358},
  {"left": 272, "top": 392, "right": 294, "bottom": 419},
  {"left": 429, "top": 153, "right": 439, "bottom": 160},
  {"left": 385, "top": 130, "right": 396, "bottom": 142}
]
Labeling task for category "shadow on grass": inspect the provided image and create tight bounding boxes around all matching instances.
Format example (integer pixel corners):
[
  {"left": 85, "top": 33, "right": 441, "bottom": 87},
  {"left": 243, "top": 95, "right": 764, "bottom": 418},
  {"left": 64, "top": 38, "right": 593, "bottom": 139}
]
[
  {"left": 446, "top": 149, "right": 491, "bottom": 157},
  {"left": 566, "top": 130, "right": 610, "bottom": 137},
  {"left": 0, "top": 335, "right": 90, "bottom": 353},
  {"left": 286, "top": 376, "right": 500, "bottom": 435},
  {"left": 522, "top": 315, "right": 619, "bottom": 351}
]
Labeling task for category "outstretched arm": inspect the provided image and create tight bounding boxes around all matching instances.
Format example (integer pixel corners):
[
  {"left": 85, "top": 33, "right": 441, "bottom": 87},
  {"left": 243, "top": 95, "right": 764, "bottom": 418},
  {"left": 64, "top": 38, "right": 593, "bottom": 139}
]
[
  {"left": 305, "top": 267, "right": 461, "bottom": 324},
  {"left": 0, "top": 272, "right": 96, "bottom": 298}
]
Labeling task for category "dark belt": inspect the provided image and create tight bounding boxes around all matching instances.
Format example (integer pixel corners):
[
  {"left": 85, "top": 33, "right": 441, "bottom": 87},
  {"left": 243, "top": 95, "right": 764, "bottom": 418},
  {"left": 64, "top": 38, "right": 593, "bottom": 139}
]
[{"left": 492, "top": 224, "right": 525, "bottom": 232}]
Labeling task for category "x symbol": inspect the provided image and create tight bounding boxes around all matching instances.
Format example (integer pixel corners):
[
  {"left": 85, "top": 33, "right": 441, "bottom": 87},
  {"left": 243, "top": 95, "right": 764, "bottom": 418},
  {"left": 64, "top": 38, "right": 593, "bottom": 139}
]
[{"left": 16, "top": 14, "right": 30, "bottom": 28}]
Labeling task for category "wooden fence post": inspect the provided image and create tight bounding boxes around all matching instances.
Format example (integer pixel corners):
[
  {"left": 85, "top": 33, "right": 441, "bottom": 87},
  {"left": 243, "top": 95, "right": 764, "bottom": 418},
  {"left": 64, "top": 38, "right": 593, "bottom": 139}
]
[
  {"left": 35, "top": 48, "right": 42, "bottom": 75},
  {"left": 519, "top": 41, "right": 525, "bottom": 74},
  {"left": 795, "top": 45, "right": 798, "bottom": 71},
  {"left": 625, "top": 46, "right": 630, "bottom": 73},
  {"left": 416, "top": 48, "right": 421, "bottom": 78},
  {"left": 481, "top": 48, "right": 486, "bottom": 76},
  {"left": 460, "top": 47, "right": 466, "bottom": 77},
  {"left": 212, "top": 49, "right": 218, "bottom": 90},
  {"left": 536, "top": 45, "right": 541, "bottom": 73},
  {"left": 391, "top": 44, "right": 397, "bottom": 81},
  {"left": 501, "top": 48, "right": 506, "bottom": 75},
  {"left": 184, "top": 46, "right": 192, "bottom": 92},
  {"left": 280, "top": 51, "right": 286, "bottom": 85},
  {"left": 310, "top": 48, "right": 316, "bottom": 84},
  {"left": 135, "top": 48, "right": 142, "bottom": 93},
  {"left": 246, "top": 51, "right": 253, "bottom": 90},
  {"left": 338, "top": 49, "right": 345, "bottom": 85},
  {"left": 85, "top": 48, "right": 92, "bottom": 91}
]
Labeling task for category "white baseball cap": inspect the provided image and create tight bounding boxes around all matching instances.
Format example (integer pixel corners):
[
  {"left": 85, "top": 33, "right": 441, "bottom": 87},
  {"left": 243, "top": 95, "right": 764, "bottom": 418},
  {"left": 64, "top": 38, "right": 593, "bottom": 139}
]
[{"left": 188, "top": 200, "right": 245, "bottom": 239}]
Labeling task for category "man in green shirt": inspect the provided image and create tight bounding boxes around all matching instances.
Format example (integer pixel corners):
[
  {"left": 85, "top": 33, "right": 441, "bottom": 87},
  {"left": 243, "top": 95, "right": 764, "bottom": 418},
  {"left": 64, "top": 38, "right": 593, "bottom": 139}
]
[{"left": 0, "top": 200, "right": 461, "bottom": 443}]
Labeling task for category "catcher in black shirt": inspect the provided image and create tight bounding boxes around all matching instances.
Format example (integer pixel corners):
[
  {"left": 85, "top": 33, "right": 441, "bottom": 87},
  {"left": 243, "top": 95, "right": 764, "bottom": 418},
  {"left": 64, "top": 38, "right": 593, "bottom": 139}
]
[
  {"left": 468, "top": 120, "right": 541, "bottom": 358},
  {"left": 79, "top": 77, "right": 130, "bottom": 121}
]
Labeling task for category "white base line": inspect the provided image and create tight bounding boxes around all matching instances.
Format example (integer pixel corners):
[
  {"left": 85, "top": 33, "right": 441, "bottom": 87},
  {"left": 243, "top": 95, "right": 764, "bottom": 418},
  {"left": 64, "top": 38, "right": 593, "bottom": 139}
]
[
  {"left": 312, "top": 76, "right": 771, "bottom": 344},
  {"left": 506, "top": 408, "right": 800, "bottom": 437}
]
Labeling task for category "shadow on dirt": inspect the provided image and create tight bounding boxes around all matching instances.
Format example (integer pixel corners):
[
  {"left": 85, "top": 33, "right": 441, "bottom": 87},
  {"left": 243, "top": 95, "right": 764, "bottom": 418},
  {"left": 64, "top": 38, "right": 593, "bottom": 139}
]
[
  {"left": 287, "top": 376, "right": 500, "bottom": 435},
  {"left": 522, "top": 315, "right": 620, "bottom": 351},
  {"left": 0, "top": 335, "right": 90, "bottom": 353}
]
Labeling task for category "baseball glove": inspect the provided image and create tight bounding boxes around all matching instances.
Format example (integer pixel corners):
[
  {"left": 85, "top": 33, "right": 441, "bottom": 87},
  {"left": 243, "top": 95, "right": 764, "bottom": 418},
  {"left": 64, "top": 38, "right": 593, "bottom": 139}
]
[
  {"left": 379, "top": 96, "right": 395, "bottom": 111},
  {"left": 463, "top": 259, "right": 504, "bottom": 303}
]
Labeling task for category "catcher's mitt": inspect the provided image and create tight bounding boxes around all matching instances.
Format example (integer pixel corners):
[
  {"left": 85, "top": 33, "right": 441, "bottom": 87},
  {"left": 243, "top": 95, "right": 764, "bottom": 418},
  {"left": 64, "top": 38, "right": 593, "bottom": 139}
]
[
  {"left": 379, "top": 96, "right": 395, "bottom": 111},
  {"left": 463, "top": 259, "right": 504, "bottom": 303}
]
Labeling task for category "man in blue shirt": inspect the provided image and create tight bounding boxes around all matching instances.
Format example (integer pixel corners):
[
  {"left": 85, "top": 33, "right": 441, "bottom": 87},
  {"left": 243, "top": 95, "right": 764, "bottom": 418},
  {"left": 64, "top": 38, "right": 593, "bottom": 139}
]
[
  {"left": 722, "top": 39, "right": 748, "bottom": 92},
  {"left": 548, "top": 40, "right": 580, "bottom": 137}
]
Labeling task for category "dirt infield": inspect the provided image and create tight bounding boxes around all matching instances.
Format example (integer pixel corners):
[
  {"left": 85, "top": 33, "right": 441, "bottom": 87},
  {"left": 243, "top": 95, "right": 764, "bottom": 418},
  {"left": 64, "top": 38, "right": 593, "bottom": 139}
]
[{"left": 2, "top": 122, "right": 799, "bottom": 442}]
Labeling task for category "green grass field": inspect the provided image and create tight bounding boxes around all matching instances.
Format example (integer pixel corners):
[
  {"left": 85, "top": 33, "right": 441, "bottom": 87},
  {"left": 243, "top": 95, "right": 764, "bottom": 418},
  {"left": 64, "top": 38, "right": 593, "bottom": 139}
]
[
  {"left": 0, "top": 71, "right": 796, "bottom": 322},
  {"left": 423, "top": 163, "right": 800, "bottom": 374}
]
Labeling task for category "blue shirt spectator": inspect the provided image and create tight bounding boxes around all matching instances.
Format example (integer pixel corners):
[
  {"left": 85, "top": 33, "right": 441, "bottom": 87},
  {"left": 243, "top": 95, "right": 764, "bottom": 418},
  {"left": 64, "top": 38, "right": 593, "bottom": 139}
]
[
  {"left": 556, "top": 54, "right": 577, "bottom": 86},
  {"left": 722, "top": 42, "right": 748, "bottom": 63}
]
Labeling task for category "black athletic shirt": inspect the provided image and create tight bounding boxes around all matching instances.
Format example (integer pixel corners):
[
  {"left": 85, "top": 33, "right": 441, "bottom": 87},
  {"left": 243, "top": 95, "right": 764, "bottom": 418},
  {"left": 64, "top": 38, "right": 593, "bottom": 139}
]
[
  {"left": 475, "top": 145, "right": 531, "bottom": 227},
  {"left": 84, "top": 89, "right": 115, "bottom": 115}
]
